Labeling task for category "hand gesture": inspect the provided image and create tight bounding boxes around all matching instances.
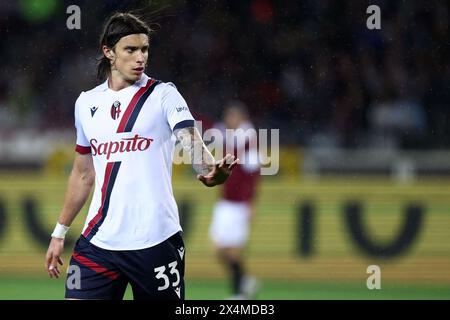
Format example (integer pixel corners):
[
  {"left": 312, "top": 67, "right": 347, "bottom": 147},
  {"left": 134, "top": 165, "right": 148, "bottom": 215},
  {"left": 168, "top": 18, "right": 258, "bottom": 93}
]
[{"left": 197, "top": 154, "right": 239, "bottom": 187}]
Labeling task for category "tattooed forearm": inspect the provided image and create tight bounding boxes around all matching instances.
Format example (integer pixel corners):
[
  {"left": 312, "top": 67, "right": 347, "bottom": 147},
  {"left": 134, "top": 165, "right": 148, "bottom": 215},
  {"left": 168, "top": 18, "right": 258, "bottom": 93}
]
[{"left": 174, "top": 126, "right": 215, "bottom": 176}]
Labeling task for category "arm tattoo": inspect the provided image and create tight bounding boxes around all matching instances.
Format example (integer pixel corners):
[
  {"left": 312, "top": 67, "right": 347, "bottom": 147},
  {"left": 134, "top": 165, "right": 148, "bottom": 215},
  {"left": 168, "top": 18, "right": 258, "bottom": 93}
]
[{"left": 174, "top": 126, "right": 215, "bottom": 176}]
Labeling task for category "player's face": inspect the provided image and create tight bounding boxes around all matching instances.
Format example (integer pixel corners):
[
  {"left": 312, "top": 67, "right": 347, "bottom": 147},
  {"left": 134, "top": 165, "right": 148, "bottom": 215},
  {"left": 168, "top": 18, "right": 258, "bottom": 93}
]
[
  {"left": 224, "top": 107, "right": 245, "bottom": 129},
  {"left": 112, "top": 33, "right": 149, "bottom": 82}
]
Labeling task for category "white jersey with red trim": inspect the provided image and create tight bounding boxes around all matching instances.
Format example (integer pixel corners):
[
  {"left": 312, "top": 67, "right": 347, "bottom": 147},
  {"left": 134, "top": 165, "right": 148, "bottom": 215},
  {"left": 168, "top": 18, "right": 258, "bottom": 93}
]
[{"left": 74, "top": 73, "right": 194, "bottom": 250}]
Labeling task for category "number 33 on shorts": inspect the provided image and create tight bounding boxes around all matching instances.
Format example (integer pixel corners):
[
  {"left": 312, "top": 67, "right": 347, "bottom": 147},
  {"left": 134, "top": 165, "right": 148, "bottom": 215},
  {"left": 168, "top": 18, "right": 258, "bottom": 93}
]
[{"left": 154, "top": 261, "right": 181, "bottom": 297}]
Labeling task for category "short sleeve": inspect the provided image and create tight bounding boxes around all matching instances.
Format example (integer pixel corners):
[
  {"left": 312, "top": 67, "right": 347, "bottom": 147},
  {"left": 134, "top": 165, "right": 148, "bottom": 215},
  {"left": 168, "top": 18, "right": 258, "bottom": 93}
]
[
  {"left": 74, "top": 93, "right": 91, "bottom": 154},
  {"left": 160, "top": 83, "right": 195, "bottom": 131}
]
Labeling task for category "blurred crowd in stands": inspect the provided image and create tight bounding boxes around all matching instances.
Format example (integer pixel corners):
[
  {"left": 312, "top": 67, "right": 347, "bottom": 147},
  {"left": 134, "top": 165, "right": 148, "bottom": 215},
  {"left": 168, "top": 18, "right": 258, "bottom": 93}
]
[{"left": 0, "top": 0, "right": 449, "bottom": 149}]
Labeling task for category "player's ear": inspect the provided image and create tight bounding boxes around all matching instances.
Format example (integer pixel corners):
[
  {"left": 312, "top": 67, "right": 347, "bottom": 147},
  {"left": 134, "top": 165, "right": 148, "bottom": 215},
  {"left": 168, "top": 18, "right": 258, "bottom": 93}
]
[{"left": 102, "top": 45, "right": 115, "bottom": 61}]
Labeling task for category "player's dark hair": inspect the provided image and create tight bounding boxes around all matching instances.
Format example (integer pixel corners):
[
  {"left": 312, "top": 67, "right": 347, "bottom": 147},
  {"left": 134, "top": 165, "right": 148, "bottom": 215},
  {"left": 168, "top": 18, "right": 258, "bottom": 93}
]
[{"left": 97, "top": 12, "right": 154, "bottom": 81}]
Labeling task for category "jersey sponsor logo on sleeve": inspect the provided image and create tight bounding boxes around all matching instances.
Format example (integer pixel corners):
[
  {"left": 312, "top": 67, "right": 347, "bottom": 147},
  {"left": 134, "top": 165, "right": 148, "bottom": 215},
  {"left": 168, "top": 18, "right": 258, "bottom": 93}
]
[
  {"left": 176, "top": 106, "right": 189, "bottom": 113},
  {"left": 90, "top": 134, "right": 154, "bottom": 160}
]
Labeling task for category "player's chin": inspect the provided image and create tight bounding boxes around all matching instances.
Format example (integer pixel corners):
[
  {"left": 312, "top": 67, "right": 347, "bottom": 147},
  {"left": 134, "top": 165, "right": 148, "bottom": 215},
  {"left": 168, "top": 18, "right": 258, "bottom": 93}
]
[
  {"left": 128, "top": 72, "right": 143, "bottom": 81},
  {"left": 128, "top": 75, "right": 141, "bottom": 82}
]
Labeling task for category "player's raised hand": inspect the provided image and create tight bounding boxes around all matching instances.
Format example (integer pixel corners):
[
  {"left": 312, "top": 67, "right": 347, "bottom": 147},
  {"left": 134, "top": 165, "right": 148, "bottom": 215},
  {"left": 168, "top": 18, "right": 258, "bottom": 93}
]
[
  {"left": 45, "top": 238, "right": 65, "bottom": 278},
  {"left": 197, "top": 153, "right": 239, "bottom": 187}
]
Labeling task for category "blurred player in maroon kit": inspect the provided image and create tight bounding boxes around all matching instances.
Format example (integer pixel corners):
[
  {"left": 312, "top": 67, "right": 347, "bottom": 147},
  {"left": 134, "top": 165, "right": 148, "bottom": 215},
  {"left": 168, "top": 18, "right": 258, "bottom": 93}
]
[{"left": 209, "top": 100, "right": 260, "bottom": 299}]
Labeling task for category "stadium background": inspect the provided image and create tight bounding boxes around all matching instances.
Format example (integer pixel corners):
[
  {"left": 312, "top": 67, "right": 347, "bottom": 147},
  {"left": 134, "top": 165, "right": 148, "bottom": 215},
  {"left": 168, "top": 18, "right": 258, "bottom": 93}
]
[{"left": 0, "top": 0, "right": 449, "bottom": 299}]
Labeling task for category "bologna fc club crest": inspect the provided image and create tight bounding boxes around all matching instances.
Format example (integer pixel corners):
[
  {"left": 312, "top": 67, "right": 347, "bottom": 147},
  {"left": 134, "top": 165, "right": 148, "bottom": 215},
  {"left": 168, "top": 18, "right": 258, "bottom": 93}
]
[{"left": 111, "top": 101, "right": 121, "bottom": 120}]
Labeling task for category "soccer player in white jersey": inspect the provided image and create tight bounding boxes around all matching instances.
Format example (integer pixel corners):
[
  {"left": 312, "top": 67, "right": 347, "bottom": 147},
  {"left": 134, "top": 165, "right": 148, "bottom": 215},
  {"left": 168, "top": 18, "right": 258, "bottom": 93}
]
[{"left": 44, "top": 12, "right": 237, "bottom": 300}]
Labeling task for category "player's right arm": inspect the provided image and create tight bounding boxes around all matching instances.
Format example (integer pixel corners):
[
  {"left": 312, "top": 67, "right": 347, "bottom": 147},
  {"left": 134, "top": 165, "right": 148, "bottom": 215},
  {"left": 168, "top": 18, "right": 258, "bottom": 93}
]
[{"left": 45, "top": 152, "right": 95, "bottom": 278}]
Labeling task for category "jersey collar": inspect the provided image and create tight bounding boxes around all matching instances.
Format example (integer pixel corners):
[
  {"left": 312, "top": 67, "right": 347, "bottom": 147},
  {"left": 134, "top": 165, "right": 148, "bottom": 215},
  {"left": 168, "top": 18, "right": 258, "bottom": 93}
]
[{"left": 98, "top": 73, "right": 150, "bottom": 92}]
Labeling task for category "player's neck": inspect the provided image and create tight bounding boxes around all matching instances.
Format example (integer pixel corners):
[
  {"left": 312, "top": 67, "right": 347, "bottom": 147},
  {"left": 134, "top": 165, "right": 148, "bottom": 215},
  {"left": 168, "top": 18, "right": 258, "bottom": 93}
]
[{"left": 108, "top": 71, "right": 136, "bottom": 91}]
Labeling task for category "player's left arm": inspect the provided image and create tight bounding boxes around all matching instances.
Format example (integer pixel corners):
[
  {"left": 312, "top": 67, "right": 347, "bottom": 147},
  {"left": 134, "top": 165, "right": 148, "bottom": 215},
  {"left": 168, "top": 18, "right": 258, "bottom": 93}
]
[{"left": 174, "top": 126, "right": 239, "bottom": 187}]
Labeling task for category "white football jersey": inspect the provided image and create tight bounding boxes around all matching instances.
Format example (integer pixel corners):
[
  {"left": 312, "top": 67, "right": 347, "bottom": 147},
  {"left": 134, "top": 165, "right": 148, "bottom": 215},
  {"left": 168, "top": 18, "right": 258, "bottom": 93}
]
[{"left": 74, "top": 73, "right": 194, "bottom": 250}]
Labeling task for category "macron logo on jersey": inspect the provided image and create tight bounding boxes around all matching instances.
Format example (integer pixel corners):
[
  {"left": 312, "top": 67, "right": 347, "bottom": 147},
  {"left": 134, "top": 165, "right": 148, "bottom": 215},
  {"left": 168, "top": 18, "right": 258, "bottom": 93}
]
[
  {"left": 90, "top": 106, "right": 98, "bottom": 117},
  {"left": 90, "top": 134, "right": 154, "bottom": 160}
]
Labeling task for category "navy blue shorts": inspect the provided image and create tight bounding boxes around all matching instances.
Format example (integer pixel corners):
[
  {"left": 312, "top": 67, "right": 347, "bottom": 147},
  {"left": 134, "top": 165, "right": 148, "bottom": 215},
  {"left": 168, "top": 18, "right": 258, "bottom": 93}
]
[{"left": 65, "top": 232, "right": 185, "bottom": 300}]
